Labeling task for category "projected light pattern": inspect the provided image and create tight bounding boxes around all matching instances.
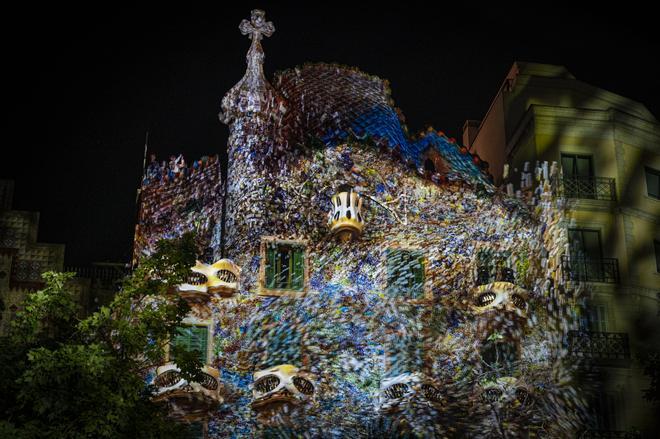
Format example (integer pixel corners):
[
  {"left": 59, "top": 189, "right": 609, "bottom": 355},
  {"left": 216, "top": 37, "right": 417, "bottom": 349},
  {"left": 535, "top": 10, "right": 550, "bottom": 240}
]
[{"left": 136, "top": 9, "right": 590, "bottom": 438}]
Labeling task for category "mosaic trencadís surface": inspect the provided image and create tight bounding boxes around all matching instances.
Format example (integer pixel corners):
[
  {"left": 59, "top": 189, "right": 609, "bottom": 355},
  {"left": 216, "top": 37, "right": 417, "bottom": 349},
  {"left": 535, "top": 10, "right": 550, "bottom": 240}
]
[{"left": 137, "top": 9, "right": 587, "bottom": 438}]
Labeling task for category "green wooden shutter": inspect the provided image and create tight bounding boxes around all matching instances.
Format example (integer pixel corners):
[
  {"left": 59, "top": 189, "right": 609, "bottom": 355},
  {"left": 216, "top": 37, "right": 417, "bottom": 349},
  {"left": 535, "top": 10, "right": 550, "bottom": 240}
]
[
  {"left": 278, "top": 247, "right": 289, "bottom": 289},
  {"left": 386, "top": 249, "right": 424, "bottom": 300},
  {"left": 411, "top": 252, "right": 425, "bottom": 299},
  {"left": 189, "top": 326, "right": 208, "bottom": 364},
  {"left": 171, "top": 325, "right": 208, "bottom": 364},
  {"left": 386, "top": 249, "right": 401, "bottom": 298},
  {"left": 291, "top": 247, "right": 304, "bottom": 291},
  {"left": 265, "top": 245, "right": 277, "bottom": 289}
]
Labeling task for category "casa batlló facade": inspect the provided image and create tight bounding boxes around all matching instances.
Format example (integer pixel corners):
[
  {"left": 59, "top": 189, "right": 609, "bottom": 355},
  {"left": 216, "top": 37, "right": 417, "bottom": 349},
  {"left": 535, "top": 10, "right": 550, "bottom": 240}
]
[{"left": 134, "top": 10, "right": 619, "bottom": 438}]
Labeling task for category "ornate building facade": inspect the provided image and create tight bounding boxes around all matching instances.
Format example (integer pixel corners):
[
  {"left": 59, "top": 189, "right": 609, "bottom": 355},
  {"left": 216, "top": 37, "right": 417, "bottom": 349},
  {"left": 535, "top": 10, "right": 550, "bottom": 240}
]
[{"left": 134, "top": 10, "right": 655, "bottom": 438}]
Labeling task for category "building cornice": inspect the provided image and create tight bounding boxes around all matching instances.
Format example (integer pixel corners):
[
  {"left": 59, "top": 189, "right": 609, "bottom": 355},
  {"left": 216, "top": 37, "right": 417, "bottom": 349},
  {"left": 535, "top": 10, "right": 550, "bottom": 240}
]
[
  {"left": 619, "top": 206, "right": 660, "bottom": 224},
  {"left": 506, "top": 105, "right": 660, "bottom": 158}
]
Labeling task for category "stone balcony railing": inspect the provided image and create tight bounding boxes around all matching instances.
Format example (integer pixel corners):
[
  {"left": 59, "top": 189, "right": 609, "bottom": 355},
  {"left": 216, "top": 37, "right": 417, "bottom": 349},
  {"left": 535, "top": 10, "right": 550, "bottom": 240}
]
[
  {"left": 567, "top": 331, "right": 631, "bottom": 367},
  {"left": 151, "top": 363, "right": 222, "bottom": 421},
  {"left": 177, "top": 259, "right": 241, "bottom": 302}
]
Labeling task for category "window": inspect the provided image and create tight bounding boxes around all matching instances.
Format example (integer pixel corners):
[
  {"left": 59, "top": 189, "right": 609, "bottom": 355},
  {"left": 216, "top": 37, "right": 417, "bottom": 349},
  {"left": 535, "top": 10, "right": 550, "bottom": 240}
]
[
  {"left": 592, "top": 392, "right": 622, "bottom": 431},
  {"left": 170, "top": 325, "right": 209, "bottom": 364},
  {"left": 476, "top": 249, "right": 514, "bottom": 284},
  {"left": 386, "top": 248, "right": 425, "bottom": 300},
  {"left": 561, "top": 153, "right": 597, "bottom": 199},
  {"left": 480, "top": 341, "right": 518, "bottom": 374},
  {"left": 568, "top": 228, "right": 603, "bottom": 260},
  {"left": 561, "top": 153, "right": 594, "bottom": 178},
  {"left": 645, "top": 167, "right": 659, "bottom": 199},
  {"left": 589, "top": 305, "right": 609, "bottom": 332},
  {"left": 655, "top": 240, "right": 660, "bottom": 273},
  {"left": 261, "top": 239, "right": 306, "bottom": 294},
  {"left": 185, "top": 422, "right": 205, "bottom": 439}
]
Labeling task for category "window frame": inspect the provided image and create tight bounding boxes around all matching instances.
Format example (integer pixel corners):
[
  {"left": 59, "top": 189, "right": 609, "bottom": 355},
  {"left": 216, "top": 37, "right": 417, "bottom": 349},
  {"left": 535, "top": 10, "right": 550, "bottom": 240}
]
[
  {"left": 568, "top": 227, "right": 604, "bottom": 260},
  {"left": 654, "top": 239, "right": 660, "bottom": 273},
  {"left": 259, "top": 237, "right": 309, "bottom": 297},
  {"left": 165, "top": 318, "right": 213, "bottom": 365},
  {"left": 561, "top": 153, "right": 594, "bottom": 178},
  {"left": 384, "top": 246, "right": 430, "bottom": 303},
  {"left": 645, "top": 166, "right": 660, "bottom": 200}
]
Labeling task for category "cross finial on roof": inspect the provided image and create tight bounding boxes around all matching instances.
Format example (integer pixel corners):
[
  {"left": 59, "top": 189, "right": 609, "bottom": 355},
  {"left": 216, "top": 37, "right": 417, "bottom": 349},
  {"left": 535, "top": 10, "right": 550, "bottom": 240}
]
[{"left": 239, "top": 9, "right": 274, "bottom": 42}]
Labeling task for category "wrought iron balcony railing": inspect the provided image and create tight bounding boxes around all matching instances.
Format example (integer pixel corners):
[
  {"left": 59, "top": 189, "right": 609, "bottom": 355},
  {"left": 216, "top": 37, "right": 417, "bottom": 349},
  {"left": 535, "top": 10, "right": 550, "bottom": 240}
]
[
  {"left": 562, "top": 176, "right": 617, "bottom": 201},
  {"left": 561, "top": 255, "right": 620, "bottom": 284},
  {"left": 567, "top": 331, "right": 630, "bottom": 367}
]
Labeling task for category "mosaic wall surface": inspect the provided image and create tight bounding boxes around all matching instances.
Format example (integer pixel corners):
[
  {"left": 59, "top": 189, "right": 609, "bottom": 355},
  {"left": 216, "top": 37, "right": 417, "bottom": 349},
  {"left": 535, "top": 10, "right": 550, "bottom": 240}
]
[
  {"left": 138, "top": 10, "right": 585, "bottom": 437},
  {"left": 195, "top": 143, "right": 581, "bottom": 437},
  {"left": 134, "top": 155, "right": 223, "bottom": 263}
]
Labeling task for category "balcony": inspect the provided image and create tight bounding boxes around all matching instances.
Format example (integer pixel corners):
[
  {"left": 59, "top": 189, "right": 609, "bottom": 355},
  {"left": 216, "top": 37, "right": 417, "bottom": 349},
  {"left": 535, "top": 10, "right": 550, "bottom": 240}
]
[
  {"left": 562, "top": 176, "right": 617, "bottom": 201},
  {"left": 178, "top": 258, "right": 240, "bottom": 301},
  {"left": 567, "top": 331, "right": 630, "bottom": 367},
  {"left": 151, "top": 363, "right": 222, "bottom": 421},
  {"left": 561, "top": 255, "right": 620, "bottom": 284},
  {"left": 378, "top": 372, "right": 444, "bottom": 413}
]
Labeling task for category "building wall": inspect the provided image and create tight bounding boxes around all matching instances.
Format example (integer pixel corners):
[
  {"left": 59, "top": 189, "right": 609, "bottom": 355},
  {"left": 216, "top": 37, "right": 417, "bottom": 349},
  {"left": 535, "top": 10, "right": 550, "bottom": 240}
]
[
  {"left": 470, "top": 62, "right": 660, "bottom": 437},
  {"left": 0, "top": 180, "right": 66, "bottom": 334},
  {"left": 134, "top": 156, "right": 223, "bottom": 263}
]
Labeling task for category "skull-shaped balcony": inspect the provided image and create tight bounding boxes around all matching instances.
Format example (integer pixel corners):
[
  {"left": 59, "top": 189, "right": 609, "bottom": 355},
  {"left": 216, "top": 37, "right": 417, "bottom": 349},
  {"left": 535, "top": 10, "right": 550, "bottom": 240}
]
[
  {"left": 178, "top": 259, "right": 241, "bottom": 302},
  {"left": 475, "top": 377, "right": 536, "bottom": 420},
  {"left": 379, "top": 372, "right": 444, "bottom": 413},
  {"left": 471, "top": 281, "right": 530, "bottom": 340},
  {"left": 328, "top": 188, "right": 365, "bottom": 241},
  {"left": 251, "top": 364, "right": 316, "bottom": 417},
  {"left": 151, "top": 363, "right": 223, "bottom": 421}
]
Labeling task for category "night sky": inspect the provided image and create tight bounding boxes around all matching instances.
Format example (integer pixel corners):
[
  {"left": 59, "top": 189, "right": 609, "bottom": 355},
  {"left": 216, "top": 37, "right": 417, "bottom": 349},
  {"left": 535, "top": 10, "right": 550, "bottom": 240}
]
[{"left": 4, "top": 4, "right": 659, "bottom": 266}]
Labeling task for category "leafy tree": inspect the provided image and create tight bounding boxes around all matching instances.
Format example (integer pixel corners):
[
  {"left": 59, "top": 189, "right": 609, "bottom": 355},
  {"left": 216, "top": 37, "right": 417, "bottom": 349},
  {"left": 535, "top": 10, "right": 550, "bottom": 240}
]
[{"left": 0, "top": 233, "right": 204, "bottom": 438}]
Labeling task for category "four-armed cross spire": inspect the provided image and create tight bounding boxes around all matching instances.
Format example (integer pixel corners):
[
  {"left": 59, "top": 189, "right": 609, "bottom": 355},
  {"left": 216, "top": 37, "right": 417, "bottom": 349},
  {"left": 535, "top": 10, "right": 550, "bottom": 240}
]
[{"left": 239, "top": 9, "right": 275, "bottom": 42}]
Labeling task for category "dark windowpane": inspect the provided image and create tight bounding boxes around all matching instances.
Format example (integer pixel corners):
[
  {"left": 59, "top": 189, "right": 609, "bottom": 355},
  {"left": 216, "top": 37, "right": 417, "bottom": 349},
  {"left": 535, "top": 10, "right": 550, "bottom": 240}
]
[
  {"left": 646, "top": 167, "right": 659, "bottom": 199},
  {"left": 561, "top": 156, "right": 575, "bottom": 178},
  {"left": 481, "top": 341, "right": 518, "bottom": 374},
  {"left": 576, "top": 156, "right": 592, "bottom": 177},
  {"left": 561, "top": 153, "right": 593, "bottom": 177},
  {"left": 569, "top": 228, "right": 602, "bottom": 260}
]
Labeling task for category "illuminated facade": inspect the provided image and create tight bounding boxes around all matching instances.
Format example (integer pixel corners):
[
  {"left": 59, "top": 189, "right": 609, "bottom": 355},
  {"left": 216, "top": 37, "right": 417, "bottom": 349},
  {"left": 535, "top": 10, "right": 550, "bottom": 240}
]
[
  {"left": 133, "top": 11, "right": 660, "bottom": 438},
  {"left": 470, "top": 62, "right": 660, "bottom": 437}
]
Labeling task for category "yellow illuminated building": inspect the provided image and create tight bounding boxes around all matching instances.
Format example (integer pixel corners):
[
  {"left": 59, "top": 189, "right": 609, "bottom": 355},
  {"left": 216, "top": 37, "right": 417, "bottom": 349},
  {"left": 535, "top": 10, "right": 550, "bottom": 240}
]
[{"left": 469, "top": 62, "right": 660, "bottom": 436}]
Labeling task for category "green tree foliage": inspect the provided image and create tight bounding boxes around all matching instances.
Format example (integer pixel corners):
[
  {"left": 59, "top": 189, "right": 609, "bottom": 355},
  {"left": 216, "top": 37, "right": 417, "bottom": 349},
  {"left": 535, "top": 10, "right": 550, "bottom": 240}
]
[{"left": 0, "top": 233, "right": 204, "bottom": 438}]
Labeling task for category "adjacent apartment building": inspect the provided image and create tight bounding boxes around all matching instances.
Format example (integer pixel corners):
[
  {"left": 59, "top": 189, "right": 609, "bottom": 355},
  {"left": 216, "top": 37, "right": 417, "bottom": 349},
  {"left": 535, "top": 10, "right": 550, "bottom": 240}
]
[{"left": 468, "top": 61, "right": 660, "bottom": 435}]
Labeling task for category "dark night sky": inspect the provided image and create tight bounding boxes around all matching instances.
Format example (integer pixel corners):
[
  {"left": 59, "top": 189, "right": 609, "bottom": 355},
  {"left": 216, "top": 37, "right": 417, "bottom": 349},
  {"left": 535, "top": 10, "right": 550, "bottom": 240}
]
[{"left": 3, "top": 3, "right": 659, "bottom": 266}]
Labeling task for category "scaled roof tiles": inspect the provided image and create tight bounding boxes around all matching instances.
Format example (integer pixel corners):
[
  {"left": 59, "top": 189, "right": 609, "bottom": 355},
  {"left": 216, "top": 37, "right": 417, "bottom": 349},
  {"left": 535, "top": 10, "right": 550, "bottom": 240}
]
[{"left": 274, "top": 63, "right": 491, "bottom": 185}]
